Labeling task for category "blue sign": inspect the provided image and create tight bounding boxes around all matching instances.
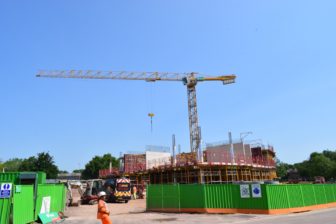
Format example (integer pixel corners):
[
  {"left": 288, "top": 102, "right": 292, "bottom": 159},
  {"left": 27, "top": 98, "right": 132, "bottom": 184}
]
[
  {"left": 253, "top": 187, "right": 260, "bottom": 194},
  {"left": 0, "top": 183, "right": 12, "bottom": 198},
  {"left": 240, "top": 184, "right": 250, "bottom": 198},
  {"left": 251, "top": 184, "right": 262, "bottom": 198}
]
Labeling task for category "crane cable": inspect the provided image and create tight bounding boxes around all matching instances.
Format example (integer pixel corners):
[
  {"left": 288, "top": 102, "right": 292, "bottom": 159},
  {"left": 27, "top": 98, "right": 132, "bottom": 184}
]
[{"left": 148, "top": 82, "right": 155, "bottom": 133}]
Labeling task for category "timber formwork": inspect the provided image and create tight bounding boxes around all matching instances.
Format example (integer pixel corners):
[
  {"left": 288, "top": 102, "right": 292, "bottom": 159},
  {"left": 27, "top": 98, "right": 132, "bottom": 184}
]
[{"left": 127, "top": 164, "right": 276, "bottom": 185}]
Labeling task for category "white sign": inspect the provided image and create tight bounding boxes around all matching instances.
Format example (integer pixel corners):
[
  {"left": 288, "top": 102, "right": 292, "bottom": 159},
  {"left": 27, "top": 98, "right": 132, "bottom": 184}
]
[
  {"left": 0, "top": 183, "right": 12, "bottom": 198},
  {"left": 240, "top": 184, "right": 250, "bottom": 198},
  {"left": 252, "top": 184, "right": 262, "bottom": 198},
  {"left": 40, "top": 196, "right": 51, "bottom": 214}
]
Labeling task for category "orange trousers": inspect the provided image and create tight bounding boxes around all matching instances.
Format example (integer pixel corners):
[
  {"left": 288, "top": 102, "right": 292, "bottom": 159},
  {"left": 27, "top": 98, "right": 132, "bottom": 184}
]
[{"left": 100, "top": 216, "right": 112, "bottom": 224}]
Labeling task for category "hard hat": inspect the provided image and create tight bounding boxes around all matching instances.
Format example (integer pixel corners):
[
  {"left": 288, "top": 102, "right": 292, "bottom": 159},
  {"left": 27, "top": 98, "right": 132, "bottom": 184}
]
[{"left": 98, "top": 191, "right": 106, "bottom": 197}]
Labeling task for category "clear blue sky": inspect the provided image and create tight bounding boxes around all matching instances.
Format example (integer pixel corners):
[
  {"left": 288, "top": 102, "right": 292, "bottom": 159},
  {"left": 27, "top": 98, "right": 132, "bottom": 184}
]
[{"left": 1, "top": 0, "right": 335, "bottom": 172}]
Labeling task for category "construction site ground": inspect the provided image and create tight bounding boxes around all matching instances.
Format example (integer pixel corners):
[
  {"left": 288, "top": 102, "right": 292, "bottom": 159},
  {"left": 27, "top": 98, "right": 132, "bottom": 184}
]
[{"left": 63, "top": 199, "right": 336, "bottom": 224}]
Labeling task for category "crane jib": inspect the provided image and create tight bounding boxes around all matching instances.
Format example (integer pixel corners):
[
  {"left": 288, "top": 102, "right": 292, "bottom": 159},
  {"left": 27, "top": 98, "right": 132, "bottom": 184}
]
[{"left": 36, "top": 70, "right": 236, "bottom": 155}]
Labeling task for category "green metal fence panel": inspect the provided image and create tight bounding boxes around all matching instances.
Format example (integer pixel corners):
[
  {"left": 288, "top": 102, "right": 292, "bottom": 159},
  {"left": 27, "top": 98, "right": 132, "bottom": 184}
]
[
  {"left": 266, "top": 184, "right": 336, "bottom": 210},
  {"left": 12, "top": 185, "right": 35, "bottom": 224},
  {"left": 0, "top": 173, "right": 20, "bottom": 184},
  {"left": 266, "top": 185, "right": 290, "bottom": 209},
  {"left": 147, "top": 185, "right": 163, "bottom": 210},
  {"left": 286, "top": 185, "right": 304, "bottom": 208},
  {"left": 323, "top": 185, "right": 335, "bottom": 203},
  {"left": 0, "top": 196, "right": 11, "bottom": 224},
  {"left": 204, "top": 184, "right": 236, "bottom": 209},
  {"left": 147, "top": 184, "right": 336, "bottom": 212},
  {"left": 236, "top": 184, "right": 269, "bottom": 210},
  {"left": 162, "top": 184, "right": 180, "bottom": 209},
  {"left": 35, "top": 184, "right": 66, "bottom": 219},
  {"left": 179, "top": 184, "right": 205, "bottom": 209},
  {"left": 314, "top": 184, "right": 327, "bottom": 204},
  {"left": 300, "top": 184, "right": 317, "bottom": 206},
  {"left": 37, "top": 172, "right": 46, "bottom": 184}
]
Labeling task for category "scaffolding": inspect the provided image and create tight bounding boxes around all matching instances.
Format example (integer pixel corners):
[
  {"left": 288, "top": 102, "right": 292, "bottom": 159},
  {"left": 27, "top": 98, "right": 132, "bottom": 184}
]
[
  {"left": 143, "top": 164, "right": 276, "bottom": 184},
  {"left": 120, "top": 143, "right": 277, "bottom": 185},
  {"left": 98, "top": 142, "right": 277, "bottom": 188}
]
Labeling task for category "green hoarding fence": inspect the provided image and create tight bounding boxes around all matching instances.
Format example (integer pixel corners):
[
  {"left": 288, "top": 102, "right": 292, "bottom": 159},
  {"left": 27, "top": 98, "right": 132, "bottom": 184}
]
[
  {"left": 0, "top": 183, "right": 11, "bottom": 224},
  {"left": 162, "top": 184, "right": 180, "bottom": 209},
  {"left": 35, "top": 184, "right": 67, "bottom": 220},
  {"left": 146, "top": 184, "right": 163, "bottom": 209},
  {"left": 37, "top": 172, "right": 47, "bottom": 184},
  {"left": 0, "top": 172, "right": 46, "bottom": 185},
  {"left": 147, "top": 183, "right": 336, "bottom": 213},
  {"left": 180, "top": 184, "right": 204, "bottom": 209},
  {"left": 0, "top": 179, "right": 66, "bottom": 224},
  {"left": 12, "top": 185, "right": 35, "bottom": 224},
  {"left": 0, "top": 173, "right": 21, "bottom": 184},
  {"left": 204, "top": 184, "right": 235, "bottom": 209},
  {"left": 266, "top": 184, "right": 336, "bottom": 209}
]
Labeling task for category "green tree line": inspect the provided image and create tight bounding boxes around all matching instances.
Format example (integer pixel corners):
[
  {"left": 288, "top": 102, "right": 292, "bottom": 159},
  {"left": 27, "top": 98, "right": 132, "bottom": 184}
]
[
  {"left": 0, "top": 152, "right": 119, "bottom": 180},
  {"left": 276, "top": 150, "right": 336, "bottom": 181},
  {"left": 0, "top": 152, "right": 59, "bottom": 179}
]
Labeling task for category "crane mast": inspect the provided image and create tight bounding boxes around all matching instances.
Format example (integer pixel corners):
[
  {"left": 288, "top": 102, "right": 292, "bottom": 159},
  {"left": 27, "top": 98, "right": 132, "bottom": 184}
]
[
  {"left": 185, "top": 73, "right": 200, "bottom": 154},
  {"left": 37, "top": 70, "right": 236, "bottom": 155}
]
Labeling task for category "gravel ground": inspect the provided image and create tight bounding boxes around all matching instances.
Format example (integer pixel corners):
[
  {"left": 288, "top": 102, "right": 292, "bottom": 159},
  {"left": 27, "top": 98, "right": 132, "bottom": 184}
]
[{"left": 62, "top": 199, "right": 336, "bottom": 224}]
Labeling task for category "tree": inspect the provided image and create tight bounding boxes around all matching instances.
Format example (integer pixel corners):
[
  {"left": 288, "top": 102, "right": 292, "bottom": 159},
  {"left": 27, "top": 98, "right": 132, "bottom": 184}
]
[
  {"left": 0, "top": 161, "right": 4, "bottom": 172},
  {"left": 2, "top": 158, "right": 23, "bottom": 171},
  {"left": 19, "top": 152, "right": 59, "bottom": 179},
  {"left": 82, "top": 154, "right": 119, "bottom": 179},
  {"left": 308, "top": 153, "right": 335, "bottom": 179},
  {"left": 19, "top": 156, "right": 37, "bottom": 171},
  {"left": 295, "top": 160, "right": 310, "bottom": 179},
  {"left": 295, "top": 151, "right": 336, "bottom": 180},
  {"left": 72, "top": 169, "right": 84, "bottom": 174},
  {"left": 276, "top": 158, "right": 293, "bottom": 180},
  {"left": 322, "top": 150, "right": 336, "bottom": 162}
]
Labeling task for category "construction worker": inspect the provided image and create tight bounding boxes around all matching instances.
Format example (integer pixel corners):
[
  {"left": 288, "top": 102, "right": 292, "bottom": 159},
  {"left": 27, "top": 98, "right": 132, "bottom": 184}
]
[
  {"left": 132, "top": 185, "right": 137, "bottom": 200},
  {"left": 97, "top": 191, "right": 112, "bottom": 224}
]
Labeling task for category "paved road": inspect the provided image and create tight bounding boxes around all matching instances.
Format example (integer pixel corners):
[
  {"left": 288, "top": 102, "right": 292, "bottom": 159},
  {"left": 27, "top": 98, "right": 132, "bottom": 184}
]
[{"left": 63, "top": 200, "right": 336, "bottom": 224}]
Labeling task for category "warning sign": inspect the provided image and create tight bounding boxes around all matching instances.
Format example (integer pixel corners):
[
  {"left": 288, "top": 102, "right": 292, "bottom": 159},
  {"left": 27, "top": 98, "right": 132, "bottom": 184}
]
[
  {"left": 251, "top": 184, "right": 262, "bottom": 198},
  {"left": 240, "top": 184, "right": 250, "bottom": 198},
  {"left": 0, "top": 183, "right": 12, "bottom": 198}
]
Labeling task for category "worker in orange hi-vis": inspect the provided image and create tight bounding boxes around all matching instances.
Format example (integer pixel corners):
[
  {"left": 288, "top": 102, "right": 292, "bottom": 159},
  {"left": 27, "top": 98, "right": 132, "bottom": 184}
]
[{"left": 97, "top": 191, "right": 112, "bottom": 224}]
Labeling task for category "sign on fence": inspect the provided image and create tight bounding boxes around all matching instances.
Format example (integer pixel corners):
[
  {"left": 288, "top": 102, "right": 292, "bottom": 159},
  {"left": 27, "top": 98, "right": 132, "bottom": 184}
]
[
  {"left": 240, "top": 184, "right": 250, "bottom": 198},
  {"left": 0, "top": 183, "right": 12, "bottom": 198},
  {"left": 251, "top": 184, "right": 262, "bottom": 198}
]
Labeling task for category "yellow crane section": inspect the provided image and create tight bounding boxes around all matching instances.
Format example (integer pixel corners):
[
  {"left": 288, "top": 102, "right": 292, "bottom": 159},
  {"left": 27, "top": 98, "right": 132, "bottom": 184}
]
[{"left": 37, "top": 70, "right": 236, "bottom": 158}]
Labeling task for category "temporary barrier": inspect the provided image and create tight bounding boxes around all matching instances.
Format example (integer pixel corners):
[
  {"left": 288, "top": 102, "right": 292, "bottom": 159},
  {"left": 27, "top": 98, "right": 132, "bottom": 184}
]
[
  {"left": 180, "top": 184, "right": 204, "bottom": 209},
  {"left": 37, "top": 172, "right": 46, "bottom": 184},
  {"left": 35, "top": 184, "right": 67, "bottom": 219},
  {"left": 0, "top": 184, "right": 11, "bottom": 224},
  {"left": 0, "top": 172, "right": 46, "bottom": 185},
  {"left": 147, "top": 183, "right": 336, "bottom": 214},
  {"left": 12, "top": 185, "right": 35, "bottom": 224},
  {"left": 0, "top": 180, "right": 66, "bottom": 224},
  {"left": 0, "top": 172, "right": 21, "bottom": 184}
]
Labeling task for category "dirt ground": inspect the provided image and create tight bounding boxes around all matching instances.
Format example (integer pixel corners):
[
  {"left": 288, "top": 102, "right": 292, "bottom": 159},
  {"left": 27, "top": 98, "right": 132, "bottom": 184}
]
[
  {"left": 64, "top": 199, "right": 146, "bottom": 220},
  {"left": 63, "top": 199, "right": 336, "bottom": 224}
]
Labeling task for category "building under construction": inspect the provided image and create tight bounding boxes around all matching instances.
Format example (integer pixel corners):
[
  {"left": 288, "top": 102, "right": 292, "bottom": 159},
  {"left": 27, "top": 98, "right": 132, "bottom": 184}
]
[{"left": 99, "top": 142, "right": 277, "bottom": 186}]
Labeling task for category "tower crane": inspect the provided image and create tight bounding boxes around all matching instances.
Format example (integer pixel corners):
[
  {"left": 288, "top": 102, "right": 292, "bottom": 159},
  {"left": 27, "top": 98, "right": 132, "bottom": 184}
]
[{"left": 36, "top": 70, "right": 236, "bottom": 155}]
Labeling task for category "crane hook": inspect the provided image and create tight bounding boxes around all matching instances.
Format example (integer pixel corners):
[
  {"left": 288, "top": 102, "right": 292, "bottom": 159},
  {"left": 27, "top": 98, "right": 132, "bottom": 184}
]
[{"left": 148, "top": 113, "right": 155, "bottom": 133}]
